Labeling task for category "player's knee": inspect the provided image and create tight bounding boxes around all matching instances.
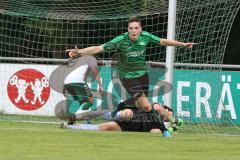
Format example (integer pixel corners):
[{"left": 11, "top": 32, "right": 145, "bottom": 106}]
[{"left": 136, "top": 101, "right": 152, "bottom": 112}]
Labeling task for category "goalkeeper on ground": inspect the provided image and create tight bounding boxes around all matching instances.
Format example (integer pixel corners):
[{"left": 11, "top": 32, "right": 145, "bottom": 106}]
[{"left": 60, "top": 102, "right": 183, "bottom": 137}]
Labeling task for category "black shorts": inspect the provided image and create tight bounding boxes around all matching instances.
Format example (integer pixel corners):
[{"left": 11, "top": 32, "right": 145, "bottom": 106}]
[
  {"left": 116, "top": 109, "right": 163, "bottom": 132},
  {"left": 120, "top": 73, "right": 149, "bottom": 97},
  {"left": 63, "top": 83, "right": 92, "bottom": 100}
]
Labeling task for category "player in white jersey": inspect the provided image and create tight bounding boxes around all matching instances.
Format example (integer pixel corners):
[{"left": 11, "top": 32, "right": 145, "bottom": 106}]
[{"left": 63, "top": 55, "right": 103, "bottom": 125}]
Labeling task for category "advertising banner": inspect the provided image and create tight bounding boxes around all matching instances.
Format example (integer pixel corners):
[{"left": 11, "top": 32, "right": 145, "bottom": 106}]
[{"left": 0, "top": 64, "right": 239, "bottom": 124}]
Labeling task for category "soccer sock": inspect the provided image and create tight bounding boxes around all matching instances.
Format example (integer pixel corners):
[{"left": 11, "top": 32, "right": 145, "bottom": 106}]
[
  {"left": 102, "top": 111, "right": 125, "bottom": 121},
  {"left": 114, "top": 111, "right": 124, "bottom": 121},
  {"left": 68, "top": 124, "right": 99, "bottom": 131},
  {"left": 68, "top": 100, "right": 80, "bottom": 114},
  {"left": 66, "top": 94, "right": 80, "bottom": 114},
  {"left": 102, "top": 111, "right": 114, "bottom": 120}
]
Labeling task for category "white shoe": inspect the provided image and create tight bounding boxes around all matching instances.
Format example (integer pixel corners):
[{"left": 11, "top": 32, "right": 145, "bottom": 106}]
[{"left": 60, "top": 121, "right": 68, "bottom": 129}]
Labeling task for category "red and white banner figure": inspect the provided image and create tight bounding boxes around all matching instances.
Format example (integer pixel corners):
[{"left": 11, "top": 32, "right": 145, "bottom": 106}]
[{"left": 7, "top": 69, "right": 51, "bottom": 111}]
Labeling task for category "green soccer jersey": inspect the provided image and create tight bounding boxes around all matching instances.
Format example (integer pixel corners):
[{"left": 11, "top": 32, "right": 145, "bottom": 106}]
[{"left": 102, "top": 31, "right": 161, "bottom": 78}]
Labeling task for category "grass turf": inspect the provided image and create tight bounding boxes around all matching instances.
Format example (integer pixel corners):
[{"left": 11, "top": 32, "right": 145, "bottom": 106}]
[{"left": 0, "top": 121, "right": 240, "bottom": 160}]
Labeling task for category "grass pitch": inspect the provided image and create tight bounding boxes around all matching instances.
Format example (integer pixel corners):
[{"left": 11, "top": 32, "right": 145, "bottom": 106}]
[{"left": 0, "top": 121, "right": 239, "bottom": 160}]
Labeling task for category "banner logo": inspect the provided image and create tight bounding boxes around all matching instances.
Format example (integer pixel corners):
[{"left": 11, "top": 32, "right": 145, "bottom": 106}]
[{"left": 7, "top": 69, "right": 50, "bottom": 111}]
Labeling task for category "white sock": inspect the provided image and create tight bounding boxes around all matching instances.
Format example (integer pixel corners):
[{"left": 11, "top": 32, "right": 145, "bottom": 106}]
[
  {"left": 101, "top": 111, "right": 114, "bottom": 120},
  {"left": 68, "top": 124, "right": 99, "bottom": 131},
  {"left": 101, "top": 111, "right": 124, "bottom": 121},
  {"left": 114, "top": 111, "right": 123, "bottom": 121}
]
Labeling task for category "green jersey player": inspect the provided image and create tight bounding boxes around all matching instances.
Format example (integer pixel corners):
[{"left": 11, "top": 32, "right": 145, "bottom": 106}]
[{"left": 66, "top": 16, "right": 195, "bottom": 122}]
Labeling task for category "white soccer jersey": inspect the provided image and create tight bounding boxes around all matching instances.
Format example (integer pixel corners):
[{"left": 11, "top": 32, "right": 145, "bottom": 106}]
[{"left": 64, "top": 56, "right": 97, "bottom": 84}]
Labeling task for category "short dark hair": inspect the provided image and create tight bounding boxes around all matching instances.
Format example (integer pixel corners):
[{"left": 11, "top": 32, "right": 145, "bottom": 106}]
[{"left": 128, "top": 16, "right": 141, "bottom": 26}]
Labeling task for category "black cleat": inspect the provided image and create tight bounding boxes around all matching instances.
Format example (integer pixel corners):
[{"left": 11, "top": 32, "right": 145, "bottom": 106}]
[{"left": 68, "top": 115, "right": 76, "bottom": 125}]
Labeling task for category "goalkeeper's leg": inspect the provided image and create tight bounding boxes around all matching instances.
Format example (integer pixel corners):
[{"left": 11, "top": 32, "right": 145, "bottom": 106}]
[
  {"left": 60, "top": 121, "right": 121, "bottom": 131},
  {"left": 128, "top": 92, "right": 170, "bottom": 136}
]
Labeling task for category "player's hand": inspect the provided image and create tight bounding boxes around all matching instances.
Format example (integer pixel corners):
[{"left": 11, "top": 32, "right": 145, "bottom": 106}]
[
  {"left": 66, "top": 45, "right": 79, "bottom": 58},
  {"left": 183, "top": 42, "right": 196, "bottom": 49}
]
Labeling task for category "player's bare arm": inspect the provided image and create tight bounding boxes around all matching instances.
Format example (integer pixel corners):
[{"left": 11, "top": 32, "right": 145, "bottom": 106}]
[
  {"left": 160, "top": 38, "right": 196, "bottom": 48},
  {"left": 66, "top": 45, "right": 104, "bottom": 58},
  {"left": 90, "top": 66, "right": 104, "bottom": 95}
]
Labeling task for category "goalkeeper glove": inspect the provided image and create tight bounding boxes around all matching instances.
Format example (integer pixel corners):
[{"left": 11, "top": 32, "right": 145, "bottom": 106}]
[
  {"left": 175, "top": 118, "right": 184, "bottom": 127},
  {"left": 170, "top": 118, "right": 184, "bottom": 132}
]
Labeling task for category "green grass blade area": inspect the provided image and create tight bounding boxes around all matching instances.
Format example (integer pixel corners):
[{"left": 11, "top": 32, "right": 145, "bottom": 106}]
[{"left": 0, "top": 121, "right": 240, "bottom": 160}]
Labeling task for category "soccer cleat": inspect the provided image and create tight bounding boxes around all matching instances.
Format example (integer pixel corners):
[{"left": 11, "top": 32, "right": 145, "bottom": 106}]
[
  {"left": 60, "top": 121, "right": 68, "bottom": 129},
  {"left": 162, "top": 130, "right": 171, "bottom": 137},
  {"left": 67, "top": 121, "right": 74, "bottom": 125},
  {"left": 68, "top": 114, "right": 76, "bottom": 125}
]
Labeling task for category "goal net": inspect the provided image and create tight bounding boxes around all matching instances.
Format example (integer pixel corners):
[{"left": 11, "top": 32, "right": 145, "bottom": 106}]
[{"left": 0, "top": 0, "right": 239, "bottom": 134}]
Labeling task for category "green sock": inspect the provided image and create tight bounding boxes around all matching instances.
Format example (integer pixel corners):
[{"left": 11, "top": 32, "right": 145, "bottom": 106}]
[
  {"left": 69, "top": 100, "right": 80, "bottom": 114},
  {"left": 66, "top": 94, "right": 80, "bottom": 114}
]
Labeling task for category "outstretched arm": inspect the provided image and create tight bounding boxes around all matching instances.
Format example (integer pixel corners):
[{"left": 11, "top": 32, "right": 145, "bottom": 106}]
[
  {"left": 66, "top": 45, "right": 104, "bottom": 58},
  {"left": 160, "top": 38, "right": 196, "bottom": 48}
]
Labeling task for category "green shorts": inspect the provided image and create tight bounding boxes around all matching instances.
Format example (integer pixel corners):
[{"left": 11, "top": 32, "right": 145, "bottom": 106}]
[
  {"left": 63, "top": 83, "right": 93, "bottom": 114},
  {"left": 63, "top": 83, "right": 92, "bottom": 101}
]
